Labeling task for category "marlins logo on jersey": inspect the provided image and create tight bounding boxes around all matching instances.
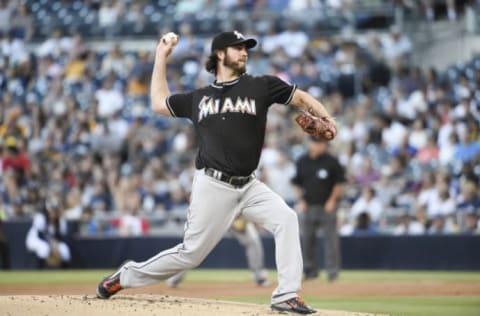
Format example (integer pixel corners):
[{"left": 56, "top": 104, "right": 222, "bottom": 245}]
[{"left": 198, "top": 96, "right": 256, "bottom": 122}]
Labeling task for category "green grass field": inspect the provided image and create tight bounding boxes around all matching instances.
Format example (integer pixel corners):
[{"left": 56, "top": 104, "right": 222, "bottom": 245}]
[{"left": 0, "top": 270, "right": 479, "bottom": 316}]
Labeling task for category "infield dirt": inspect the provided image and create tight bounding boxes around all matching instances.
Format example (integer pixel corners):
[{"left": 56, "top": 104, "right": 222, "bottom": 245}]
[
  {"left": 1, "top": 279, "right": 478, "bottom": 316},
  {"left": 0, "top": 295, "right": 381, "bottom": 316}
]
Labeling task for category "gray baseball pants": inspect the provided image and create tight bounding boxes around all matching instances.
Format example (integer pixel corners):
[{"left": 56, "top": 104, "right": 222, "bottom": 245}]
[{"left": 119, "top": 169, "right": 302, "bottom": 304}]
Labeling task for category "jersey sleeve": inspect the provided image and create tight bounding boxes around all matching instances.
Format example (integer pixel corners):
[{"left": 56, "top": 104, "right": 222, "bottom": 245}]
[
  {"left": 165, "top": 92, "right": 194, "bottom": 119},
  {"left": 264, "top": 75, "right": 297, "bottom": 105}
]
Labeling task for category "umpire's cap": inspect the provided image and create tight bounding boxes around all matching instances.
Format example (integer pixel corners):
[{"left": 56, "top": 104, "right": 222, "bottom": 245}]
[{"left": 211, "top": 31, "right": 257, "bottom": 52}]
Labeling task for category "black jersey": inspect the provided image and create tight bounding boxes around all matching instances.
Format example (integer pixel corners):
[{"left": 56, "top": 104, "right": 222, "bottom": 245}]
[
  {"left": 166, "top": 74, "right": 296, "bottom": 176},
  {"left": 291, "top": 153, "right": 346, "bottom": 205}
]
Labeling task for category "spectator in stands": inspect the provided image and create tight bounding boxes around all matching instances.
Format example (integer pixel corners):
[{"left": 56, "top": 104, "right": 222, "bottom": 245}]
[
  {"left": 0, "top": 106, "right": 26, "bottom": 140},
  {"left": 123, "top": 2, "right": 146, "bottom": 35},
  {"left": 73, "top": 31, "right": 91, "bottom": 55},
  {"left": 352, "top": 212, "right": 377, "bottom": 236},
  {"left": 109, "top": 173, "right": 148, "bottom": 236},
  {"left": 1, "top": 136, "right": 30, "bottom": 204},
  {"left": 335, "top": 39, "right": 358, "bottom": 99},
  {"left": 381, "top": 26, "right": 412, "bottom": 68},
  {"left": 64, "top": 179, "right": 83, "bottom": 220},
  {"left": 408, "top": 118, "right": 429, "bottom": 150},
  {"left": 260, "top": 25, "right": 280, "bottom": 54},
  {"left": 351, "top": 101, "right": 375, "bottom": 146},
  {"left": 80, "top": 206, "right": 112, "bottom": 236},
  {"left": 1, "top": 29, "right": 27, "bottom": 68},
  {"left": 428, "top": 214, "right": 455, "bottom": 234},
  {"left": 382, "top": 117, "right": 408, "bottom": 152},
  {"left": 463, "top": 212, "right": 479, "bottom": 235},
  {"left": 376, "top": 156, "right": 409, "bottom": 208},
  {"left": 393, "top": 213, "right": 426, "bottom": 235},
  {"left": 117, "top": 208, "right": 149, "bottom": 236},
  {"left": 95, "top": 76, "right": 124, "bottom": 118},
  {"left": 90, "top": 116, "right": 125, "bottom": 154},
  {"left": 392, "top": 135, "right": 417, "bottom": 161},
  {"left": 426, "top": 181, "right": 457, "bottom": 219},
  {"left": 0, "top": 0, "right": 13, "bottom": 35},
  {"left": 101, "top": 43, "right": 133, "bottom": 79},
  {"left": 456, "top": 181, "right": 480, "bottom": 230},
  {"left": 64, "top": 50, "right": 88, "bottom": 84},
  {"left": 98, "top": 0, "right": 122, "bottom": 38},
  {"left": 453, "top": 88, "right": 473, "bottom": 120},
  {"left": 88, "top": 180, "right": 113, "bottom": 213},
  {"left": 127, "top": 51, "right": 153, "bottom": 99},
  {"left": 165, "top": 180, "right": 189, "bottom": 211},
  {"left": 416, "top": 134, "right": 440, "bottom": 165},
  {"left": 36, "top": 29, "right": 68, "bottom": 58},
  {"left": 113, "top": 174, "right": 140, "bottom": 213},
  {"left": 353, "top": 157, "right": 380, "bottom": 186},
  {"left": 455, "top": 131, "right": 480, "bottom": 163},
  {"left": 439, "top": 132, "right": 459, "bottom": 167},
  {"left": 25, "top": 198, "right": 71, "bottom": 268},
  {"left": 0, "top": 3, "right": 479, "bottom": 242},
  {"left": 276, "top": 22, "right": 309, "bottom": 58},
  {"left": 172, "top": 23, "right": 204, "bottom": 60},
  {"left": 350, "top": 186, "right": 383, "bottom": 226},
  {"left": 10, "top": 3, "right": 33, "bottom": 41}
]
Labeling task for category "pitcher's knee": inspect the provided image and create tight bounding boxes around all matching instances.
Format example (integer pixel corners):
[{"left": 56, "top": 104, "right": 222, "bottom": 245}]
[
  {"left": 276, "top": 207, "right": 299, "bottom": 229},
  {"left": 179, "top": 248, "right": 208, "bottom": 269},
  {"left": 284, "top": 208, "right": 299, "bottom": 223}
]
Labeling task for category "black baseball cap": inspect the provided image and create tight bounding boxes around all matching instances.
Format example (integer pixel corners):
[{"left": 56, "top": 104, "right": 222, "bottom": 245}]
[{"left": 211, "top": 31, "right": 257, "bottom": 52}]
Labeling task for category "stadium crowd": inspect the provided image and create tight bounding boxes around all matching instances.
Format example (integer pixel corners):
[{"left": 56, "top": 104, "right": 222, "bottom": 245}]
[{"left": 0, "top": 0, "right": 479, "bottom": 238}]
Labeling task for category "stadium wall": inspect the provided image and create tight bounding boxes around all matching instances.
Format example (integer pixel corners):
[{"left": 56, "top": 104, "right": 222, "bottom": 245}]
[{"left": 2, "top": 222, "right": 480, "bottom": 270}]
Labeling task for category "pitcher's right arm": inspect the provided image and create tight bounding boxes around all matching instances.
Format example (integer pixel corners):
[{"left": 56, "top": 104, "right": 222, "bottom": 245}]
[{"left": 150, "top": 33, "right": 178, "bottom": 116}]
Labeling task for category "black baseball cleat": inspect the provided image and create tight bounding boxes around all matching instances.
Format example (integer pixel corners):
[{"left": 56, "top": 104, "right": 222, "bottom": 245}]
[
  {"left": 96, "top": 274, "right": 122, "bottom": 299},
  {"left": 271, "top": 297, "right": 317, "bottom": 314},
  {"left": 96, "top": 261, "right": 131, "bottom": 299}
]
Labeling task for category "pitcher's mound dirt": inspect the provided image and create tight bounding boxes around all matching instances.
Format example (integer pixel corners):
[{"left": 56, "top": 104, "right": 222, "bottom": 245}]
[{"left": 0, "top": 295, "right": 383, "bottom": 316}]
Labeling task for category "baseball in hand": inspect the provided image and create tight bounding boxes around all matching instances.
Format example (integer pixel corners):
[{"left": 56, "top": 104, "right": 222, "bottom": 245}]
[{"left": 163, "top": 32, "right": 178, "bottom": 45}]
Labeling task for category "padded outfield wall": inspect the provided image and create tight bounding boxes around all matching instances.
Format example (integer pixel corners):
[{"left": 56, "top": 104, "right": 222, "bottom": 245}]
[{"left": 2, "top": 222, "right": 480, "bottom": 270}]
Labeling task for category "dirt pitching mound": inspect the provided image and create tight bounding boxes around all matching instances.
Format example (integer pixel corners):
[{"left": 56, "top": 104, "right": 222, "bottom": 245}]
[{"left": 0, "top": 295, "right": 382, "bottom": 316}]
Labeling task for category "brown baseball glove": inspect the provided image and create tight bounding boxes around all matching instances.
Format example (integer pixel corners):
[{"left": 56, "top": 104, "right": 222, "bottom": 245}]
[{"left": 295, "top": 110, "right": 337, "bottom": 141}]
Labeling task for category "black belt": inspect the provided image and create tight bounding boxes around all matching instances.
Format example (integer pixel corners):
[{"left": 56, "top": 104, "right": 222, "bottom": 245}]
[{"left": 204, "top": 168, "right": 254, "bottom": 188}]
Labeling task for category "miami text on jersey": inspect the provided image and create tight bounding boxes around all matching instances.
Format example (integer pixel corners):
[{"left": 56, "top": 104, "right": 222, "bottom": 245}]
[{"left": 198, "top": 96, "right": 257, "bottom": 122}]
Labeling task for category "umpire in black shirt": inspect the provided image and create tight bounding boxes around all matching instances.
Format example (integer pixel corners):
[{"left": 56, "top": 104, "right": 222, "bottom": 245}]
[{"left": 292, "top": 137, "right": 345, "bottom": 281}]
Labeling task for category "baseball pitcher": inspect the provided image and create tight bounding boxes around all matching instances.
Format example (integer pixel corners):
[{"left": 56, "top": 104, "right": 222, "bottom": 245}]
[{"left": 96, "top": 30, "right": 336, "bottom": 315}]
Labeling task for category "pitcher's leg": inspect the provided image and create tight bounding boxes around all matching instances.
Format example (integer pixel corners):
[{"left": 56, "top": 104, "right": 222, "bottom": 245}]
[
  {"left": 120, "top": 171, "right": 241, "bottom": 288},
  {"left": 241, "top": 180, "right": 302, "bottom": 304}
]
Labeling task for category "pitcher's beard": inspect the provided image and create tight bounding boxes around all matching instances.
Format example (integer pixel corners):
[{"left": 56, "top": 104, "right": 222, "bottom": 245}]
[{"left": 223, "top": 56, "right": 246, "bottom": 76}]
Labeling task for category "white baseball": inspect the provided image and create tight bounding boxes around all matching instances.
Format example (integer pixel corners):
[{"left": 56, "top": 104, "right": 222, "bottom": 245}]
[{"left": 163, "top": 32, "right": 178, "bottom": 45}]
